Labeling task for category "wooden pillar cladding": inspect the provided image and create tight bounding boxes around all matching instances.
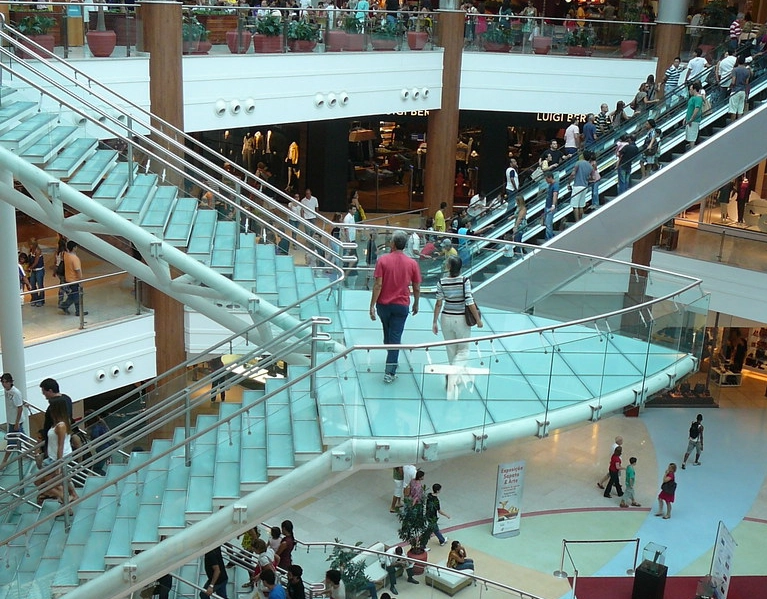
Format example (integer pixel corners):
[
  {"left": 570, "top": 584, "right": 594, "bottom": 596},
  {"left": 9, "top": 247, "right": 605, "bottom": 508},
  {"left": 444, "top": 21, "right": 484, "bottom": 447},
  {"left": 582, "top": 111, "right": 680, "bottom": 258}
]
[
  {"left": 141, "top": 2, "right": 186, "bottom": 379},
  {"left": 424, "top": 10, "right": 464, "bottom": 221},
  {"left": 654, "top": 23, "right": 686, "bottom": 93}
]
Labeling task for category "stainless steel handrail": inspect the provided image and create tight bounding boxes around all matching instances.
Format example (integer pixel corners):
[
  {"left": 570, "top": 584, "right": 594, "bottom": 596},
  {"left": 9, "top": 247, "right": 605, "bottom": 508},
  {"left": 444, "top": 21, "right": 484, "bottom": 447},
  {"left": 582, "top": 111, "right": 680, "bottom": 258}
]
[
  {"left": 0, "top": 10, "right": 349, "bottom": 263},
  {"left": 0, "top": 319, "right": 330, "bottom": 547},
  {"left": 0, "top": 315, "right": 329, "bottom": 517}
]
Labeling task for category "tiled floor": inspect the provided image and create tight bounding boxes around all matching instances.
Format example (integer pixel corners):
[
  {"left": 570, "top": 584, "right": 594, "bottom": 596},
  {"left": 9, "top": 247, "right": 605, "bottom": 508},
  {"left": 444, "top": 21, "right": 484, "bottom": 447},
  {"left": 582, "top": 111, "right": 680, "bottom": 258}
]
[{"left": 267, "top": 372, "right": 767, "bottom": 598}]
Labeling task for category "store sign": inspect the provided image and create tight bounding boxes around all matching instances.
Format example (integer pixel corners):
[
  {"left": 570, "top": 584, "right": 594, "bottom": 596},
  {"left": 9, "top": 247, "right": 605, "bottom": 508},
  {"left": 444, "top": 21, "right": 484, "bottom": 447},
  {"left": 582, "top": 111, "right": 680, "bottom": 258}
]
[
  {"left": 536, "top": 113, "right": 588, "bottom": 123},
  {"left": 390, "top": 111, "right": 430, "bottom": 116}
]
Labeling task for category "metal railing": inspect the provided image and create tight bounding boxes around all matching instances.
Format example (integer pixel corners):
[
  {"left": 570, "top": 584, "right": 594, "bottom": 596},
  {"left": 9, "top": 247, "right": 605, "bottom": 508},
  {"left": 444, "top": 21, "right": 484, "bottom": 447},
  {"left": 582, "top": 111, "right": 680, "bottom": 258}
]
[{"left": 553, "top": 538, "right": 641, "bottom": 598}]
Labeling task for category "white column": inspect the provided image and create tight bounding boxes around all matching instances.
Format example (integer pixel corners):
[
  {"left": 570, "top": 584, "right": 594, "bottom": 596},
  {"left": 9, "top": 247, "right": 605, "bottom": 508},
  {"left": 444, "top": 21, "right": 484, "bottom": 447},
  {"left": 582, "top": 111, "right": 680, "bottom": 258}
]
[{"left": 0, "top": 170, "right": 28, "bottom": 422}]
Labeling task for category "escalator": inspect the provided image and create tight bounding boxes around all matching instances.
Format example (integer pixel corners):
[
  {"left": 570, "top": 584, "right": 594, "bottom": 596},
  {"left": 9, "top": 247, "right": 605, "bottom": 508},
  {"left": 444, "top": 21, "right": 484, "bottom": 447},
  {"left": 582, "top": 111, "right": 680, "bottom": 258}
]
[{"left": 474, "top": 94, "right": 767, "bottom": 312}]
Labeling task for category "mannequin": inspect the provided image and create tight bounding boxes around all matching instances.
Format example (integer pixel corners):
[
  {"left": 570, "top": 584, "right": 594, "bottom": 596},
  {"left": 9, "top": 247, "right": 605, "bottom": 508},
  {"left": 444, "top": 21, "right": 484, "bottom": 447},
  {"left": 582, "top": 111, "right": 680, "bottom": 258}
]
[
  {"left": 253, "top": 131, "right": 264, "bottom": 162},
  {"left": 242, "top": 133, "right": 253, "bottom": 172},
  {"left": 285, "top": 141, "right": 300, "bottom": 192}
]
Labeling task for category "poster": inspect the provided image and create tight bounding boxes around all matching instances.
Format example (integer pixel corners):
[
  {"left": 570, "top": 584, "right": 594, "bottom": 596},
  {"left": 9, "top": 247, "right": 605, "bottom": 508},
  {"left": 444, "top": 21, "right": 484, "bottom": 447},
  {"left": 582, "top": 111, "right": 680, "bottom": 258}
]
[
  {"left": 491, "top": 461, "right": 525, "bottom": 538},
  {"left": 710, "top": 521, "right": 737, "bottom": 599}
]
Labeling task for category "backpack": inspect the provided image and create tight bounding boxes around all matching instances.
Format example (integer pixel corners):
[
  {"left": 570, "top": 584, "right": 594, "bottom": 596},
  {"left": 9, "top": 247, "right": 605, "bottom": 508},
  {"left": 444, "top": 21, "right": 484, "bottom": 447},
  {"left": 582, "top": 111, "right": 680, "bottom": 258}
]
[{"left": 689, "top": 420, "right": 700, "bottom": 439}]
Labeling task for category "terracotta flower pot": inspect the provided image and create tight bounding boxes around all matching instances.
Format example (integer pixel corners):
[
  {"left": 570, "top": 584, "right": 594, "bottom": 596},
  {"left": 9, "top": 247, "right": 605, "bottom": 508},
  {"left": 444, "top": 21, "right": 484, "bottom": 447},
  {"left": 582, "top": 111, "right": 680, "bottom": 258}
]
[
  {"left": 226, "top": 30, "right": 252, "bottom": 54},
  {"left": 484, "top": 41, "right": 510, "bottom": 52},
  {"left": 407, "top": 30, "right": 428, "bottom": 51},
  {"left": 620, "top": 39, "right": 638, "bottom": 59},
  {"left": 325, "top": 29, "right": 345, "bottom": 52},
  {"left": 566, "top": 45, "right": 591, "bottom": 56},
  {"left": 407, "top": 548, "right": 428, "bottom": 575},
  {"left": 288, "top": 39, "right": 317, "bottom": 53},
  {"left": 345, "top": 32, "right": 365, "bottom": 51},
  {"left": 253, "top": 34, "right": 284, "bottom": 54},
  {"left": 17, "top": 34, "right": 55, "bottom": 59},
  {"left": 532, "top": 35, "right": 551, "bottom": 55},
  {"left": 193, "top": 41, "right": 213, "bottom": 55},
  {"left": 182, "top": 40, "right": 199, "bottom": 55},
  {"left": 86, "top": 30, "right": 117, "bottom": 58},
  {"left": 371, "top": 36, "right": 397, "bottom": 51}
]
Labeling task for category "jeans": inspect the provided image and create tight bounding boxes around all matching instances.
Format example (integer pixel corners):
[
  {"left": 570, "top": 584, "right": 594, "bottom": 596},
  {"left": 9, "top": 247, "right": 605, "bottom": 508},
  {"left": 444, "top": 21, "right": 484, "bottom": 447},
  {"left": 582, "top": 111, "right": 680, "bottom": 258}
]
[
  {"left": 617, "top": 168, "right": 631, "bottom": 194},
  {"left": 60, "top": 283, "right": 82, "bottom": 315},
  {"left": 200, "top": 581, "right": 227, "bottom": 599},
  {"left": 376, "top": 303, "right": 409, "bottom": 376},
  {"left": 544, "top": 209, "right": 554, "bottom": 240},
  {"left": 432, "top": 522, "right": 446, "bottom": 544},
  {"left": 30, "top": 268, "right": 45, "bottom": 305},
  {"left": 604, "top": 470, "right": 623, "bottom": 497},
  {"left": 289, "top": 219, "right": 299, "bottom": 240},
  {"left": 454, "top": 560, "right": 474, "bottom": 571},
  {"left": 590, "top": 181, "right": 600, "bottom": 207}
]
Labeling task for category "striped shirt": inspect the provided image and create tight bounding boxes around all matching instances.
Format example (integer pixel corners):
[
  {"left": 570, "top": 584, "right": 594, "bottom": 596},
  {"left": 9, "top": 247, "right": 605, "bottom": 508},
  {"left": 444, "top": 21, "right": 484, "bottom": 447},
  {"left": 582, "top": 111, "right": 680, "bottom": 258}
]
[
  {"left": 729, "top": 19, "right": 741, "bottom": 40},
  {"left": 436, "top": 276, "right": 475, "bottom": 316},
  {"left": 664, "top": 65, "right": 682, "bottom": 89}
]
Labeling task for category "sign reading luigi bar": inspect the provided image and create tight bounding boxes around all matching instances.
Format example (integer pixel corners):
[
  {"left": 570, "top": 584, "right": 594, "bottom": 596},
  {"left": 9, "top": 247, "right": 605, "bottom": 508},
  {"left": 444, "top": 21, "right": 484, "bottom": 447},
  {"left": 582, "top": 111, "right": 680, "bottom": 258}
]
[{"left": 491, "top": 461, "right": 525, "bottom": 538}]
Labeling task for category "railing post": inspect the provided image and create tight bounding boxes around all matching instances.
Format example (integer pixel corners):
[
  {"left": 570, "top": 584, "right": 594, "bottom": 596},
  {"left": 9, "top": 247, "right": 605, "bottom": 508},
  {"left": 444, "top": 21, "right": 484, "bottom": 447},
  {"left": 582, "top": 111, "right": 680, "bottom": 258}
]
[
  {"left": 62, "top": 462, "right": 72, "bottom": 532},
  {"left": 184, "top": 388, "right": 191, "bottom": 467},
  {"left": 553, "top": 539, "right": 568, "bottom": 578},
  {"left": 79, "top": 284, "right": 85, "bottom": 329},
  {"left": 310, "top": 321, "right": 319, "bottom": 399},
  {"left": 716, "top": 228, "right": 726, "bottom": 262}
]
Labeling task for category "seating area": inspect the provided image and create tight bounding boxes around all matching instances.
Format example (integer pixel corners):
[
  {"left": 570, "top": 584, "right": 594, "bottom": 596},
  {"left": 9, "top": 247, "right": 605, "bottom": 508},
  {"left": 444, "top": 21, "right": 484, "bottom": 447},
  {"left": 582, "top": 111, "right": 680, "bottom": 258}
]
[{"left": 425, "top": 560, "right": 474, "bottom": 596}]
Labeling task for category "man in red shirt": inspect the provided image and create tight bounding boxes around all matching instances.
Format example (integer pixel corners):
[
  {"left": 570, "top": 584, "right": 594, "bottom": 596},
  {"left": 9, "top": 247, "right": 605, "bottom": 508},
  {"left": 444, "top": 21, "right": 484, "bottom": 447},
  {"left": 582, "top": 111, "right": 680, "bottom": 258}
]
[{"left": 370, "top": 230, "right": 422, "bottom": 383}]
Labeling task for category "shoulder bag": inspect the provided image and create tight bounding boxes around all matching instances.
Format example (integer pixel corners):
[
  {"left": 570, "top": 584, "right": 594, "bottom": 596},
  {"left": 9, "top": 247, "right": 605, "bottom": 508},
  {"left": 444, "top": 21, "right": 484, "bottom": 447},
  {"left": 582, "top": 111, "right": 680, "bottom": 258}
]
[{"left": 463, "top": 278, "right": 480, "bottom": 327}]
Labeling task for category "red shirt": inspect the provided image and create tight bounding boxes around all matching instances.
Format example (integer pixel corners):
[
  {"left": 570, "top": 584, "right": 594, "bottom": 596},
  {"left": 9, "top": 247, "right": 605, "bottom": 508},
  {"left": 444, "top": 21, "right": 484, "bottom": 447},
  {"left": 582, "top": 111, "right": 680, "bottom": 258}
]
[
  {"left": 609, "top": 454, "right": 622, "bottom": 473},
  {"left": 374, "top": 251, "right": 421, "bottom": 306}
]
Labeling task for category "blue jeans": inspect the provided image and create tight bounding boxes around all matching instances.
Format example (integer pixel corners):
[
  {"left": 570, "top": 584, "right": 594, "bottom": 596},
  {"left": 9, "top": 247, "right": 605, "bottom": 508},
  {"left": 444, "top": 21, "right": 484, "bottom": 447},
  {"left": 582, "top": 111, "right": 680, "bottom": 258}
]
[
  {"left": 30, "top": 268, "right": 45, "bottom": 305},
  {"left": 376, "top": 303, "right": 409, "bottom": 376},
  {"left": 432, "top": 522, "right": 445, "bottom": 544},
  {"left": 618, "top": 168, "right": 631, "bottom": 194},
  {"left": 200, "top": 581, "right": 227, "bottom": 599},
  {"left": 590, "top": 181, "right": 600, "bottom": 207},
  {"left": 454, "top": 559, "right": 474, "bottom": 571},
  {"left": 544, "top": 209, "right": 554, "bottom": 240},
  {"left": 60, "top": 284, "right": 82, "bottom": 315}
]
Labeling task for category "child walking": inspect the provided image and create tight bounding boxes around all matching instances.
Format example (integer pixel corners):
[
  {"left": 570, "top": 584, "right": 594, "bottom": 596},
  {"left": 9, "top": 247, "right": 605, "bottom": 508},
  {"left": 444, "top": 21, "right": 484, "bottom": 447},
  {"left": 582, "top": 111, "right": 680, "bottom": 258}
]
[{"left": 621, "top": 457, "right": 642, "bottom": 508}]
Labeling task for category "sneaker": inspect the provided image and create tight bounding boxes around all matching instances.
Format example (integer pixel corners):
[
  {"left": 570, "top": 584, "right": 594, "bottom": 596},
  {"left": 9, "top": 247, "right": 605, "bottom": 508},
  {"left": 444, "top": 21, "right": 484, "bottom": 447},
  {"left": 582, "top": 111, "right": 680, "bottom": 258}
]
[
  {"left": 407, "top": 578, "right": 420, "bottom": 585},
  {"left": 383, "top": 373, "right": 397, "bottom": 384},
  {"left": 681, "top": 463, "right": 686, "bottom": 469},
  {"left": 439, "top": 540, "right": 447, "bottom": 546},
  {"left": 693, "top": 461, "right": 701, "bottom": 466},
  {"left": 390, "top": 587, "right": 398, "bottom": 595}
]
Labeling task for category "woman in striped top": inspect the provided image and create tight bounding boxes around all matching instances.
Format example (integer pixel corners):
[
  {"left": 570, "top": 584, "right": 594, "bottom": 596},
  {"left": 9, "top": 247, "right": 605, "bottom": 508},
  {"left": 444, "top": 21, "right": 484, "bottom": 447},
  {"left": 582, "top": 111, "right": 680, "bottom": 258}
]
[{"left": 432, "top": 256, "right": 483, "bottom": 370}]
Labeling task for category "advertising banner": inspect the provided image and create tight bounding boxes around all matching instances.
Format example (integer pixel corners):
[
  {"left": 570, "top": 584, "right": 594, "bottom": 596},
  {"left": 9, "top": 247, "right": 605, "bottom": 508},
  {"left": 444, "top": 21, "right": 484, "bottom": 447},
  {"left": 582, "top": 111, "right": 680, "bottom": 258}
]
[{"left": 492, "top": 461, "right": 525, "bottom": 538}]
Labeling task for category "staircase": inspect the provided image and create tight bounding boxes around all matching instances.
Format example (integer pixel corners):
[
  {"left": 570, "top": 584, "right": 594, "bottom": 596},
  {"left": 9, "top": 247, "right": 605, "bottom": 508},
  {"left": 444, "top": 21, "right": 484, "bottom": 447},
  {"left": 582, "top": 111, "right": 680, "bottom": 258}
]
[{"left": 0, "top": 27, "right": 707, "bottom": 599}]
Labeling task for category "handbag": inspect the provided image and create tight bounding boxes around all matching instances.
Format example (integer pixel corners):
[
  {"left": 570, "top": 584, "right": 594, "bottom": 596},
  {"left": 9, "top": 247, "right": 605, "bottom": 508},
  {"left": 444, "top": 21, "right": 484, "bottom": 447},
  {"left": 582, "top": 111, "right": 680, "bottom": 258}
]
[
  {"left": 463, "top": 278, "right": 481, "bottom": 327},
  {"left": 660, "top": 479, "right": 677, "bottom": 494}
]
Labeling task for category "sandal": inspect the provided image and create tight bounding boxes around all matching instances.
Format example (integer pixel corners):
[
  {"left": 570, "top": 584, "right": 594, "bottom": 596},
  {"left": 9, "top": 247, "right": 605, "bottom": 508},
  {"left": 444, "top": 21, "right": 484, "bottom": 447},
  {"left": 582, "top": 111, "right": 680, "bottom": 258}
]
[
  {"left": 654, "top": 512, "right": 663, "bottom": 517},
  {"left": 662, "top": 515, "right": 670, "bottom": 519},
  {"left": 631, "top": 502, "right": 642, "bottom": 507}
]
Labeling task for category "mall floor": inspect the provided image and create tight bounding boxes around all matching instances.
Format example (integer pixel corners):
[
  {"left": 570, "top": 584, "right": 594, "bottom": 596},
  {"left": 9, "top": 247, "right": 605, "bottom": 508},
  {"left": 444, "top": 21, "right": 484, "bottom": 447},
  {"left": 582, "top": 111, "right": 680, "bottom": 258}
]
[{"left": 262, "top": 372, "right": 767, "bottom": 599}]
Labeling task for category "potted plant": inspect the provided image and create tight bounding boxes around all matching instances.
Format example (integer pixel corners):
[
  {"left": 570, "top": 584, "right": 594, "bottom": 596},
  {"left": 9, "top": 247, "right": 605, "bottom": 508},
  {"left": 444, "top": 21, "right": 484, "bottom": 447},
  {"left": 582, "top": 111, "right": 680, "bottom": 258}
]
[
  {"left": 182, "top": 14, "right": 210, "bottom": 54},
  {"left": 407, "top": 15, "right": 429, "bottom": 51},
  {"left": 86, "top": 4, "right": 117, "bottom": 57},
  {"left": 327, "top": 540, "right": 373, "bottom": 595},
  {"left": 619, "top": 0, "right": 641, "bottom": 58},
  {"left": 483, "top": 25, "right": 511, "bottom": 52},
  {"left": 287, "top": 19, "right": 319, "bottom": 53},
  {"left": 371, "top": 20, "right": 398, "bottom": 51},
  {"left": 342, "top": 13, "right": 365, "bottom": 51},
  {"left": 15, "top": 14, "right": 56, "bottom": 58},
  {"left": 226, "top": 17, "right": 252, "bottom": 54},
  {"left": 564, "top": 25, "right": 595, "bottom": 56},
  {"left": 253, "top": 13, "right": 284, "bottom": 53},
  {"left": 396, "top": 498, "right": 432, "bottom": 575}
]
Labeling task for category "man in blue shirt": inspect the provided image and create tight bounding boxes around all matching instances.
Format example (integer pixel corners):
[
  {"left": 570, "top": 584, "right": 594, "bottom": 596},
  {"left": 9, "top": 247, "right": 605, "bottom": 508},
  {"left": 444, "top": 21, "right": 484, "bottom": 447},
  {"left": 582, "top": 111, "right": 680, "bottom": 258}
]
[
  {"left": 582, "top": 113, "right": 597, "bottom": 148},
  {"left": 260, "top": 568, "right": 286, "bottom": 599},
  {"left": 544, "top": 172, "right": 559, "bottom": 240}
]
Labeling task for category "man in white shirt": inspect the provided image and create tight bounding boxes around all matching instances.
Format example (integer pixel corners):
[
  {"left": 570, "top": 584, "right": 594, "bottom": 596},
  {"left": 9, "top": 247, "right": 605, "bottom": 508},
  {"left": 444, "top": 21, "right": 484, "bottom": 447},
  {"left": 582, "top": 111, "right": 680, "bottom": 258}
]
[
  {"left": 404, "top": 230, "right": 421, "bottom": 259},
  {"left": 685, "top": 47, "right": 708, "bottom": 84},
  {"left": 505, "top": 158, "right": 519, "bottom": 203},
  {"left": 563, "top": 118, "right": 580, "bottom": 156},
  {"left": 301, "top": 188, "right": 319, "bottom": 234},
  {"left": 717, "top": 49, "right": 737, "bottom": 90},
  {"left": 467, "top": 193, "right": 486, "bottom": 221},
  {"left": 343, "top": 204, "right": 357, "bottom": 243},
  {"left": 1, "top": 373, "right": 24, "bottom": 470}
]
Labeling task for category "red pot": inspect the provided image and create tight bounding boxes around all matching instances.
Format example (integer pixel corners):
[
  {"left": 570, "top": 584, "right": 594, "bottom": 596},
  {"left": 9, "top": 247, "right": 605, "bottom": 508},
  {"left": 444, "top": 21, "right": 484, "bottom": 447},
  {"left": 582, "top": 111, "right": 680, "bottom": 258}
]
[
  {"left": 407, "top": 548, "right": 428, "bottom": 575},
  {"left": 532, "top": 35, "right": 551, "bottom": 55},
  {"left": 86, "top": 30, "right": 117, "bottom": 58},
  {"left": 325, "top": 29, "right": 345, "bottom": 52},
  {"left": 193, "top": 41, "right": 213, "bottom": 55},
  {"left": 407, "top": 30, "right": 428, "bottom": 51},
  {"left": 253, "top": 34, "right": 284, "bottom": 53},
  {"left": 620, "top": 39, "right": 638, "bottom": 59},
  {"left": 226, "top": 30, "right": 252, "bottom": 54},
  {"left": 566, "top": 45, "right": 592, "bottom": 56},
  {"left": 484, "top": 41, "right": 510, "bottom": 53},
  {"left": 17, "top": 34, "right": 55, "bottom": 59},
  {"left": 288, "top": 39, "right": 317, "bottom": 53},
  {"left": 371, "top": 37, "right": 397, "bottom": 51},
  {"left": 345, "top": 32, "right": 365, "bottom": 51}
]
